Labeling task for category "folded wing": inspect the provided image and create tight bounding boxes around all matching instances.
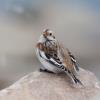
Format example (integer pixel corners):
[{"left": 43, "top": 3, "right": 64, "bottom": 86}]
[{"left": 58, "top": 43, "right": 79, "bottom": 72}]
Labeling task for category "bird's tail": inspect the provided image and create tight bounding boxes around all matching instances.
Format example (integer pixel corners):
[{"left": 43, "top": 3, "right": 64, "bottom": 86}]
[{"left": 65, "top": 70, "right": 83, "bottom": 86}]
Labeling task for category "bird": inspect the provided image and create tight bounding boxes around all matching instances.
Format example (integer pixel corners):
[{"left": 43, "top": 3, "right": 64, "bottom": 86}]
[{"left": 36, "top": 29, "right": 83, "bottom": 86}]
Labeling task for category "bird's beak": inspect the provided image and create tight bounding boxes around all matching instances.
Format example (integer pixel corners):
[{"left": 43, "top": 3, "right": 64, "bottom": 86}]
[{"left": 53, "top": 36, "right": 55, "bottom": 39}]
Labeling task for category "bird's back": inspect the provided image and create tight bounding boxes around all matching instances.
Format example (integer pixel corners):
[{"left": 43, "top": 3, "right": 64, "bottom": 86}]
[{"left": 57, "top": 43, "right": 78, "bottom": 73}]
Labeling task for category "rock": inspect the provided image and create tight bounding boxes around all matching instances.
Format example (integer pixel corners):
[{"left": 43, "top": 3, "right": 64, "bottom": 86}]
[{"left": 0, "top": 68, "right": 100, "bottom": 100}]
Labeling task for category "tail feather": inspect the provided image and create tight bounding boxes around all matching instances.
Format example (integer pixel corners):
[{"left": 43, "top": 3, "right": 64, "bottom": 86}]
[
  {"left": 73, "top": 75, "right": 83, "bottom": 86},
  {"left": 65, "top": 70, "right": 83, "bottom": 86}
]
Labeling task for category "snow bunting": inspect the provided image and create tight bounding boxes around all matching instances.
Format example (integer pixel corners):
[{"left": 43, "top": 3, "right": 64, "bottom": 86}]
[{"left": 36, "top": 29, "right": 83, "bottom": 85}]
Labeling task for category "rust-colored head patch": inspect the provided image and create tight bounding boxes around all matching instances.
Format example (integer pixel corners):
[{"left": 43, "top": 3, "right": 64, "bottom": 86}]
[
  {"left": 36, "top": 43, "right": 44, "bottom": 51},
  {"left": 43, "top": 29, "right": 50, "bottom": 37}
]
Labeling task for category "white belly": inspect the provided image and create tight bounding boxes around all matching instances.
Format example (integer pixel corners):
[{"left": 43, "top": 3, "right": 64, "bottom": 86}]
[{"left": 36, "top": 49, "right": 62, "bottom": 73}]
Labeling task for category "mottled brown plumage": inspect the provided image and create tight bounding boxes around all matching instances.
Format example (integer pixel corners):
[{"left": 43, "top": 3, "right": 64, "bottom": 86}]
[
  {"left": 36, "top": 29, "right": 82, "bottom": 85},
  {"left": 58, "top": 43, "right": 76, "bottom": 72},
  {"left": 37, "top": 30, "right": 78, "bottom": 72}
]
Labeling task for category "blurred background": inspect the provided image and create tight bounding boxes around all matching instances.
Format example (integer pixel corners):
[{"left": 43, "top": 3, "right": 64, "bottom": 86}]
[{"left": 0, "top": 0, "right": 100, "bottom": 90}]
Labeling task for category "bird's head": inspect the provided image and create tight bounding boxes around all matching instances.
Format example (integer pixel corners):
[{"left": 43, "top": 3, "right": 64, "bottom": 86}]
[{"left": 42, "top": 29, "right": 56, "bottom": 41}]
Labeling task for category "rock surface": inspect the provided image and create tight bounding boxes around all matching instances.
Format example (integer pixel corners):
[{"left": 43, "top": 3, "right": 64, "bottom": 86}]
[{"left": 0, "top": 68, "right": 100, "bottom": 100}]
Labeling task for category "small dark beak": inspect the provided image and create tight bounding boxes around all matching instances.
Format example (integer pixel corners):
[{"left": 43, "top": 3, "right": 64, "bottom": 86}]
[{"left": 53, "top": 36, "right": 55, "bottom": 39}]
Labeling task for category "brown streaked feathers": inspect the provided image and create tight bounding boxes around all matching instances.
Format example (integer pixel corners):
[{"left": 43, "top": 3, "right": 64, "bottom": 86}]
[
  {"left": 37, "top": 40, "right": 77, "bottom": 73},
  {"left": 58, "top": 43, "right": 76, "bottom": 72}
]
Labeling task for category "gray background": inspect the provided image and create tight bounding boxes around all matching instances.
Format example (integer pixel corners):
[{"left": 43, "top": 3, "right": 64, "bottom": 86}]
[{"left": 0, "top": 0, "right": 100, "bottom": 89}]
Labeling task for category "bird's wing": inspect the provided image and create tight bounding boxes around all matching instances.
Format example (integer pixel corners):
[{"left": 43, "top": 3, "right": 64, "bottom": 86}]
[
  {"left": 67, "top": 49, "right": 79, "bottom": 71},
  {"left": 58, "top": 43, "right": 79, "bottom": 72},
  {"left": 38, "top": 42, "right": 66, "bottom": 71},
  {"left": 40, "top": 46, "right": 82, "bottom": 85}
]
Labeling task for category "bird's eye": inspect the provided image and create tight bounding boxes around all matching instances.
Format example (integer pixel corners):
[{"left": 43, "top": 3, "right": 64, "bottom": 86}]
[{"left": 49, "top": 33, "right": 52, "bottom": 36}]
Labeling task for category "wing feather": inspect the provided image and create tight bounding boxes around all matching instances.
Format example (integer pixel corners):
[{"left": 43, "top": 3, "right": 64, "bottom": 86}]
[{"left": 58, "top": 43, "right": 79, "bottom": 72}]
